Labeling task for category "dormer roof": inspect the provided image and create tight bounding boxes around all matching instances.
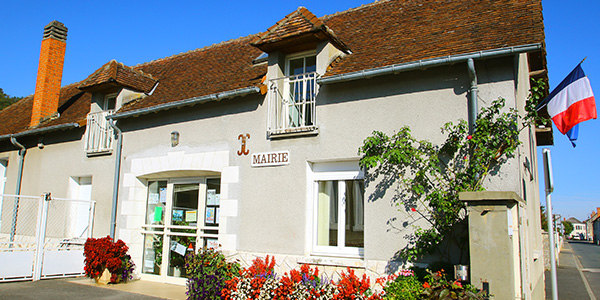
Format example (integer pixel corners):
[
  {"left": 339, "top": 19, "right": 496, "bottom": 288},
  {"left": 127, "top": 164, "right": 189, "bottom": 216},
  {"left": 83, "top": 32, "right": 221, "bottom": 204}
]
[
  {"left": 251, "top": 7, "right": 350, "bottom": 54},
  {"left": 78, "top": 60, "right": 157, "bottom": 93}
]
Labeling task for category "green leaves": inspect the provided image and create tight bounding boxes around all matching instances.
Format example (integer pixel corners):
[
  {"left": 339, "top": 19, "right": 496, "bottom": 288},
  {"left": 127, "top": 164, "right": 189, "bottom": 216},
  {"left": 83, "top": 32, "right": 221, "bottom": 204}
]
[{"left": 358, "top": 80, "right": 544, "bottom": 261}]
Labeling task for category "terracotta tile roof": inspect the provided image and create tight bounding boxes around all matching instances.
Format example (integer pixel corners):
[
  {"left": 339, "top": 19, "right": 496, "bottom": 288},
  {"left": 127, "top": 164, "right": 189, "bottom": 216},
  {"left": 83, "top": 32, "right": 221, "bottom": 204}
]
[
  {"left": 119, "top": 35, "right": 265, "bottom": 113},
  {"left": 0, "top": 83, "right": 90, "bottom": 136},
  {"left": 78, "top": 60, "right": 157, "bottom": 93},
  {"left": 322, "top": 0, "right": 545, "bottom": 77},
  {"left": 252, "top": 7, "right": 349, "bottom": 54},
  {"left": 0, "top": 0, "right": 545, "bottom": 137}
]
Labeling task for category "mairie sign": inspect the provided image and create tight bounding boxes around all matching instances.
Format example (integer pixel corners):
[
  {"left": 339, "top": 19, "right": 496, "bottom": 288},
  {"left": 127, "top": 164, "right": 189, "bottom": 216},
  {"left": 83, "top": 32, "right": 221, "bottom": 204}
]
[{"left": 251, "top": 151, "right": 289, "bottom": 167}]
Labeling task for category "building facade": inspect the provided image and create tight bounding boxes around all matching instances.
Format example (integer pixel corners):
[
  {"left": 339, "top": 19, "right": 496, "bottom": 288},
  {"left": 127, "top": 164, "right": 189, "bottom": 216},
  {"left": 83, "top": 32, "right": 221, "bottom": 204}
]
[{"left": 1, "top": 0, "right": 550, "bottom": 298}]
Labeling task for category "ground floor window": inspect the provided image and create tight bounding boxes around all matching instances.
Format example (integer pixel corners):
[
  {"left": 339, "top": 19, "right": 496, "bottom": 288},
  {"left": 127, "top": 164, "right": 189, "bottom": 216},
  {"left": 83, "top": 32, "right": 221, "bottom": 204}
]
[
  {"left": 312, "top": 162, "right": 364, "bottom": 257},
  {"left": 141, "top": 177, "right": 220, "bottom": 282}
]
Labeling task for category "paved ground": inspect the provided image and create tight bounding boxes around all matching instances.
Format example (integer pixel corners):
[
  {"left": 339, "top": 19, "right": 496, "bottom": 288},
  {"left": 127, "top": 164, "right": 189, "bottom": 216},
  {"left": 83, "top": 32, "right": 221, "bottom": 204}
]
[
  {"left": 545, "top": 240, "right": 598, "bottom": 300},
  {"left": 0, "top": 277, "right": 186, "bottom": 300}
]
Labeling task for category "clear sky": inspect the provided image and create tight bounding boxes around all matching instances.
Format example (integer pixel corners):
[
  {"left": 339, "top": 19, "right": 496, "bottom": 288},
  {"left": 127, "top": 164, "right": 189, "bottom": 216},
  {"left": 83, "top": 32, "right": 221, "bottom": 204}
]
[{"left": 1, "top": 1, "right": 598, "bottom": 221}]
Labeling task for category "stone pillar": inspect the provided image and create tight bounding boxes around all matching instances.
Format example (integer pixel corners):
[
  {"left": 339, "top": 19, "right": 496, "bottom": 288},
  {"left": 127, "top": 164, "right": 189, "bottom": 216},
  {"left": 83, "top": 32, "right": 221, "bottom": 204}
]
[{"left": 459, "top": 191, "right": 524, "bottom": 300}]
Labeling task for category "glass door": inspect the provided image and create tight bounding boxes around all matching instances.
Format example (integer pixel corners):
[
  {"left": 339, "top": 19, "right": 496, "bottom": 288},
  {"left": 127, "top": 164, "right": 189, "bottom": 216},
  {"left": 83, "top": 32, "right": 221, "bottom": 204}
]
[{"left": 141, "top": 177, "right": 221, "bottom": 284}]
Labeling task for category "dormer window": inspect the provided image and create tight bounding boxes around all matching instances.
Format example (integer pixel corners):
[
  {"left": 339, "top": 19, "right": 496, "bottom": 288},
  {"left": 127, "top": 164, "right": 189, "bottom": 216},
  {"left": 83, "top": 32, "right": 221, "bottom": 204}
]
[
  {"left": 267, "top": 53, "right": 318, "bottom": 136},
  {"left": 78, "top": 60, "right": 157, "bottom": 156},
  {"left": 252, "top": 7, "right": 350, "bottom": 138},
  {"left": 103, "top": 94, "right": 117, "bottom": 111}
]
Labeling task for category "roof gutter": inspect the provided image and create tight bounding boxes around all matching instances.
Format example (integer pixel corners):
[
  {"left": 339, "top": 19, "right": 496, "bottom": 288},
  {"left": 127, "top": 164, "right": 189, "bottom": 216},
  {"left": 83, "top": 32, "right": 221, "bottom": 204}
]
[
  {"left": 108, "top": 86, "right": 261, "bottom": 120},
  {"left": 0, "top": 123, "right": 81, "bottom": 141},
  {"left": 317, "top": 43, "right": 543, "bottom": 85}
]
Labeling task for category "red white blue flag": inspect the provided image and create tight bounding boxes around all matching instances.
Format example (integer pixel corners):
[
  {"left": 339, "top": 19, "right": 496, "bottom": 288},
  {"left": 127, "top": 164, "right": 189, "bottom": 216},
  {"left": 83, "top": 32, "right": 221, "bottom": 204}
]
[{"left": 542, "top": 63, "right": 596, "bottom": 145}]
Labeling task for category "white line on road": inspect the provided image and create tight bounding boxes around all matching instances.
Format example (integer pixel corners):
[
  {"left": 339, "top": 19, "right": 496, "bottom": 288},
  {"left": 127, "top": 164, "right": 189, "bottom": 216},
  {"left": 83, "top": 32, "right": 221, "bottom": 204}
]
[{"left": 572, "top": 250, "right": 597, "bottom": 300}]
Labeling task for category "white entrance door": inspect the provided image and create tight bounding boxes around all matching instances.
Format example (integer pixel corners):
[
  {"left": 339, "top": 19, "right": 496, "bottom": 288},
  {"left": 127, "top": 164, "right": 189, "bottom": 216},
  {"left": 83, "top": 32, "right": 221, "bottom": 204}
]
[{"left": 140, "top": 177, "right": 220, "bottom": 284}]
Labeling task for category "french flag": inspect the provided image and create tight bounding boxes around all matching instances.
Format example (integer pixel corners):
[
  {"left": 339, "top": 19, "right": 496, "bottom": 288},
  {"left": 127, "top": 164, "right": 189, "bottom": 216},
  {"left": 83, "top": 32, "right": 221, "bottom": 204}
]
[{"left": 544, "top": 64, "right": 596, "bottom": 139}]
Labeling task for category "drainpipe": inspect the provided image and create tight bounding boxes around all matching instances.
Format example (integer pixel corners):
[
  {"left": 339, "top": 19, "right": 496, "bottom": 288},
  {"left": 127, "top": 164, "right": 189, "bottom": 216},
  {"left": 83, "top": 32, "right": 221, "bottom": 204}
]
[
  {"left": 467, "top": 58, "right": 478, "bottom": 134},
  {"left": 9, "top": 136, "right": 26, "bottom": 246},
  {"left": 107, "top": 119, "right": 122, "bottom": 239}
]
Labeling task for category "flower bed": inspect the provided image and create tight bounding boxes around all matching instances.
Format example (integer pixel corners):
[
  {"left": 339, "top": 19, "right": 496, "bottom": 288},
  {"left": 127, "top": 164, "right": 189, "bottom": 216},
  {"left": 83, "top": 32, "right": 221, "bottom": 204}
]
[
  {"left": 184, "top": 249, "right": 489, "bottom": 299},
  {"left": 83, "top": 236, "right": 135, "bottom": 284}
]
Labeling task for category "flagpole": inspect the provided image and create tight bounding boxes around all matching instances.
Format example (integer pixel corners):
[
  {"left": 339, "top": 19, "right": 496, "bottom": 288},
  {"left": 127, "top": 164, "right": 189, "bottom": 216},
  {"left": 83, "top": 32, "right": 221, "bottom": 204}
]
[
  {"left": 579, "top": 56, "right": 587, "bottom": 65},
  {"left": 543, "top": 149, "right": 558, "bottom": 300}
]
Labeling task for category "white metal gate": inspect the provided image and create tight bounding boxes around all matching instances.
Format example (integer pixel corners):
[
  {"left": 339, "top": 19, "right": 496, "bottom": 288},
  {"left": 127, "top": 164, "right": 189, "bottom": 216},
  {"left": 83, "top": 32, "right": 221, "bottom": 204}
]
[{"left": 0, "top": 193, "right": 95, "bottom": 282}]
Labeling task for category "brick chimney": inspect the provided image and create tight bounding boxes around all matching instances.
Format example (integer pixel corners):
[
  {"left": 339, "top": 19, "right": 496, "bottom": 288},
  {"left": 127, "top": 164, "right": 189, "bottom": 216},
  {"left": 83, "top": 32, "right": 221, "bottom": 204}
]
[{"left": 30, "top": 21, "right": 68, "bottom": 127}]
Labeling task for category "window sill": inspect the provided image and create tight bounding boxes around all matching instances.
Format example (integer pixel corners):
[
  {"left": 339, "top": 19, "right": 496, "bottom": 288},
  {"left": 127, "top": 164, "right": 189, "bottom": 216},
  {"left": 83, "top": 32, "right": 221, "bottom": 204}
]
[
  {"left": 86, "top": 149, "right": 113, "bottom": 157},
  {"left": 299, "top": 255, "right": 365, "bottom": 269},
  {"left": 268, "top": 126, "right": 318, "bottom": 139}
]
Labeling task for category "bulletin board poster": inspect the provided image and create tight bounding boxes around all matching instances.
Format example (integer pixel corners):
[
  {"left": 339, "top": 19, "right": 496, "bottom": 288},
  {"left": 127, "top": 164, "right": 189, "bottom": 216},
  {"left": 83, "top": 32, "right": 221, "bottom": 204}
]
[
  {"left": 205, "top": 207, "right": 215, "bottom": 224},
  {"left": 207, "top": 189, "right": 220, "bottom": 205},
  {"left": 159, "top": 187, "right": 167, "bottom": 203},
  {"left": 206, "top": 238, "right": 219, "bottom": 249}
]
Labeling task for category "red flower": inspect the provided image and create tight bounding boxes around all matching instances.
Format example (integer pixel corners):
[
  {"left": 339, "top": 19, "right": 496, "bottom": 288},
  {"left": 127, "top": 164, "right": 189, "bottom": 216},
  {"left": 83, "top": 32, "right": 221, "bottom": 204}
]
[
  {"left": 467, "top": 135, "right": 473, "bottom": 140},
  {"left": 411, "top": 207, "right": 416, "bottom": 212},
  {"left": 423, "top": 282, "right": 431, "bottom": 288}
]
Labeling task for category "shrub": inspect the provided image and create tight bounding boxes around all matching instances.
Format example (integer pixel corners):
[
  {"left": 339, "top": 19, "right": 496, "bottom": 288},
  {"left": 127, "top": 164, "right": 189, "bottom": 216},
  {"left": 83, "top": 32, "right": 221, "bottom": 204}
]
[
  {"left": 83, "top": 236, "right": 135, "bottom": 283},
  {"left": 184, "top": 247, "right": 240, "bottom": 300},
  {"left": 380, "top": 269, "right": 422, "bottom": 300},
  {"left": 420, "top": 269, "right": 486, "bottom": 300}
]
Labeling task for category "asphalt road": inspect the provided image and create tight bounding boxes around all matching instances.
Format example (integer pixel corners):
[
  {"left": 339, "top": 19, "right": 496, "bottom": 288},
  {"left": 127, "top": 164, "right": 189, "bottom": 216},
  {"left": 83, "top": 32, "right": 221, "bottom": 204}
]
[
  {"left": 0, "top": 278, "right": 167, "bottom": 300},
  {"left": 569, "top": 240, "right": 600, "bottom": 300}
]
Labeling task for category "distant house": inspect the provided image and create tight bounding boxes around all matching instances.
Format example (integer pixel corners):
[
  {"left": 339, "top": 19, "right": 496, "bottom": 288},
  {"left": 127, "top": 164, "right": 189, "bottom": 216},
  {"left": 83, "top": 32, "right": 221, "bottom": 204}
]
[
  {"left": 589, "top": 208, "right": 600, "bottom": 245},
  {"left": 566, "top": 217, "right": 587, "bottom": 240},
  {"left": 1, "top": 0, "right": 550, "bottom": 298}
]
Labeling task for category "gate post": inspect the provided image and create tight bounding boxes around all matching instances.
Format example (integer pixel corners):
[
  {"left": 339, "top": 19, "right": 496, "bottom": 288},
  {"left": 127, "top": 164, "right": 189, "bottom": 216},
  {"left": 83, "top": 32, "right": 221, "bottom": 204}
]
[{"left": 32, "top": 192, "right": 51, "bottom": 281}]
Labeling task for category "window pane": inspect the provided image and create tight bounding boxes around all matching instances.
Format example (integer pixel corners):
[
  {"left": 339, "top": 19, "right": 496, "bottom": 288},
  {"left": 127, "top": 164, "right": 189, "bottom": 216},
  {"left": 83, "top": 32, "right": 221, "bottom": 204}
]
[
  {"left": 344, "top": 180, "right": 364, "bottom": 248},
  {"left": 105, "top": 96, "right": 116, "bottom": 110},
  {"left": 171, "top": 183, "right": 199, "bottom": 226},
  {"left": 305, "top": 56, "right": 316, "bottom": 73},
  {"left": 289, "top": 58, "right": 304, "bottom": 75},
  {"left": 205, "top": 178, "right": 221, "bottom": 227},
  {"left": 317, "top": 181, "right": 338, "bottom": 247},
  {"left": 142, "top": 234, "right": 162, "bottom": 275},
  {"left": 146, "top": 181, "right": 167, "bottom": 225}
]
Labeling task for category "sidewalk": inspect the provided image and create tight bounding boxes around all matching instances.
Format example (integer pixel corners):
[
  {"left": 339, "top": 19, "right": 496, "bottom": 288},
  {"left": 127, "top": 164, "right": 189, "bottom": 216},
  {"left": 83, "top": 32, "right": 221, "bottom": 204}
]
[
  {"left": 545, "top": 242, "right": 595, "bottom": 300},
  {"left": 0, "top": 277, "right": 187, "bottom": 300}
]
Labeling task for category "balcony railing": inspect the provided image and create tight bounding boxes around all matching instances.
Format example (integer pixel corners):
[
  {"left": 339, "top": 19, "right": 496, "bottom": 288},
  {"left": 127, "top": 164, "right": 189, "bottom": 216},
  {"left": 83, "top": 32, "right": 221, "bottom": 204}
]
[
  {"left": 84, "top": 110, "right": 114, "bottom": 155},
  {"left": 268, "top": 72, "right": 318, "bottom": 136}
]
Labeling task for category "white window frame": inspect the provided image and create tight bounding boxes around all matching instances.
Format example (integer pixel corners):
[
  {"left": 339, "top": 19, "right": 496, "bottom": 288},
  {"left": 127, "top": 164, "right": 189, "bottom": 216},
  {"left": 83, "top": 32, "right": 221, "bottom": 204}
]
[
  {"left": 310, "top": 162, "right": 365, "bottom": 258},
  {"left": 284, "top": 52, "right": 317, "bottom": 129},
  {"left": 103, "top": 93, "right": 117, "bottom": 111}
]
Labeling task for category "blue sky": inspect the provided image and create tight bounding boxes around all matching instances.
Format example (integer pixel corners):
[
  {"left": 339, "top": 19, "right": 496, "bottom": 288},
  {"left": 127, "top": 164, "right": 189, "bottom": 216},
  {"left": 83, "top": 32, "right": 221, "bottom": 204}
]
[{"left": 1, "top": 1, "right": 598, "bottom": 221}]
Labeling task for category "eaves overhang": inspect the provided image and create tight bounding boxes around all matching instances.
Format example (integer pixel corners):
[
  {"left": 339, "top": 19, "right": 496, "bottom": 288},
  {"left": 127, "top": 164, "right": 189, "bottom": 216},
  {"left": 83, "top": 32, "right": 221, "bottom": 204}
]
[
  {"left": 318, "top": 43, "right": 544, "bottom": 85},
  {"left": 0, "top": 123, "right": 81, "bottom": 142},
  {"left": 108, "top": 86, "right": 261, "bottom": 121}
]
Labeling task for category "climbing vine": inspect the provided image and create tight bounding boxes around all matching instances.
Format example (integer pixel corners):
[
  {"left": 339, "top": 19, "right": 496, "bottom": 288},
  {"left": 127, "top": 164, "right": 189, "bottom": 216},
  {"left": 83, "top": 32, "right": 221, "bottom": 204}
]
[{"left": 358, "top": 78, "right": 547, "bottom": 261}]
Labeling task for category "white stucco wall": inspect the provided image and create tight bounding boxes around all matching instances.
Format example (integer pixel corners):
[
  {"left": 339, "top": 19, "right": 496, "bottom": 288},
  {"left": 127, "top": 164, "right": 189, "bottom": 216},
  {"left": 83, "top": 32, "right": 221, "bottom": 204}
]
[{"left": 112, "top": 54, "right": 532, "bottom": 279}]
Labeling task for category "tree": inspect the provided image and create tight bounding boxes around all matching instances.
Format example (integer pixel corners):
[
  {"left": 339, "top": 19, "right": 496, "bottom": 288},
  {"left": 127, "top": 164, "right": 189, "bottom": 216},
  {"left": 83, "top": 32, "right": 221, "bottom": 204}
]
[
  {"left": 0, "top": 88, "right": 22, "bottom": 110},
  {"left": 562, "top": 221, "right": 574, "bottom": 237},
  {"left": 359, "top": 79, "right": 547, "bottom": 262},
  {"left": 540, "top": 206, "right": 548, "bottom": 232}
]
